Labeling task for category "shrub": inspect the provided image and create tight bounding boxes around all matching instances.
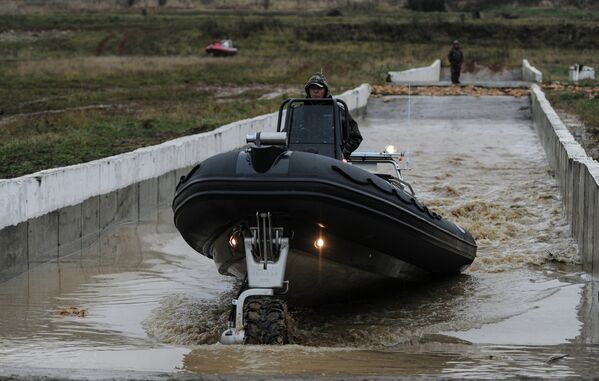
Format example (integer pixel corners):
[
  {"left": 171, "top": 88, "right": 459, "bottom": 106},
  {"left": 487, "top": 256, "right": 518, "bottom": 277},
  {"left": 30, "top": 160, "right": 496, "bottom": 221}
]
[{"left": 406, "top": 0, "right": 446, "bottom": 12}]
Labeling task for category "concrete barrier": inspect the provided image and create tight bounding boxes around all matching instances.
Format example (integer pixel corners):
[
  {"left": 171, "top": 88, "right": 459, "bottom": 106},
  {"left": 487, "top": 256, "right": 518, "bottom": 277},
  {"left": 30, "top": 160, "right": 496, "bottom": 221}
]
[
  {"left": 581, "top": 280, "right": 599, "bottom": 344},
  {"left": 530, "top": 84, "right": 599, "bottom": 275},
  {"left": 387, "top": 60, "right": 441, "bottom": 83},
  {"left": 569, "top": 64, "right": 596, "bottom": 82},
  {"left": 523, "top": 59, "right": 543, "bottom": 83},
  {"left": 0, "top": 84, "right": 371, "bottom": 283}
]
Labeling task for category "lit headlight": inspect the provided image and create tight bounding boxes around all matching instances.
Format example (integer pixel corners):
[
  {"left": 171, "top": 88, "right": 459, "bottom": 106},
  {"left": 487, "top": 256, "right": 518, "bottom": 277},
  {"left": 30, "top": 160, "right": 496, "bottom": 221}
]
[
  {"left": 314, "top": 237, "right": 325, "bottom": 249},
  {"left": 229, "top": 235, "right": 238, "bottom": 248}
]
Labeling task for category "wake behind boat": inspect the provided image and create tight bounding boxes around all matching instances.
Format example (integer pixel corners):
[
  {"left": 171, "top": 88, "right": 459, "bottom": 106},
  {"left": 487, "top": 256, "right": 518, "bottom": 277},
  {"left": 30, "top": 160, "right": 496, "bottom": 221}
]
[{"left": 172, "top": 98, "right": 477, "bottom": 344}]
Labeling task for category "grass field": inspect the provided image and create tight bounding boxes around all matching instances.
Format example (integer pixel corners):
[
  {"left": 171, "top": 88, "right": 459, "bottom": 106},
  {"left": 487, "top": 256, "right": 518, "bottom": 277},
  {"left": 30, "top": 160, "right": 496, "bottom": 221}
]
[
  {"left": 545, "top": 81, "right": 599, "bottom": 160},
  {"left": 1, "top": 6, "right": 597, "bottom": 178}
]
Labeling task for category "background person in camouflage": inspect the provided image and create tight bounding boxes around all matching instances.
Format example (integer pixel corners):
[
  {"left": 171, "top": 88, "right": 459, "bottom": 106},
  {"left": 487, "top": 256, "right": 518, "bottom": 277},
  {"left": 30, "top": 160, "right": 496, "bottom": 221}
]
[{"left": 448, "top": 40, "right": 464, "bottom": 84}]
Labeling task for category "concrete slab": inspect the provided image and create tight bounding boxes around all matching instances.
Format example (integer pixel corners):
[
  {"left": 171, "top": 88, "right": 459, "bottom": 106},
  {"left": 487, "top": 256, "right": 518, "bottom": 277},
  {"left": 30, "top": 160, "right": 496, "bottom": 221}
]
[
  {"left": 28, "top": 211, "right": 58, "bottom": 266},
  {"left": 572, "top": 158, "right": 595, "bottom": 271},
  {"left": 523, "top": 59, "right": 543, "bottom": 83},
  {"left": 58, "top": 204, "right": 82, "bottom": 258},
  {"left": 583, "top": 166, "right": 598, "bottom": 273},
  {"left": 530, "top": 85, "right": 599, "bottom": 267},
  {"left": 558, "top": 144, "right": 587, "bottom": 220},
  {"left": 571, "top": 159, "right": 584, "bottom": 244},
  {"left": 0, "top": 222, "right": 28, "bottom": 283},
  {"left": 441, "top": 66, "right": 522, "bottom": 82},
  {"left": 158, "top": 170, "right": 176, "bottom": 208},
  {"left": 99, "top": 192, "right": 117, "bottom": 231},
  {"left": 157, "top": 168, "right": 176, "bottom": 227},
  {"left": 80, "top": 236, "right": 100, "bottom": 260},
  {"left": 82, "top": 196, "right": 100, "bottom": 248},
  {"left": 585, "top": 163, "right": 599, "bottom": 277},
  {"left": 98, "top": 225, "right": 142, "bottom": 269},
  {"left": 581, "top": 280, "right": 599, "bottom": 344},
  {"left": 138, "top": 178, "right": 158, "bottom": 223},
  {"left": 116, "top": 184, "right": 138, "bottom": 223},
  {"left": 555, "top": 129, "right": 577, "bottom": 145},
  {"left": 98, "top": 228, "right": 120, "bottom": 268},
  {"left": 388, "top": 60, "right": 440, "bottom": 83},
  {"left": 157, "top": 208, "right": 175, "bottom": 230},
  {"left": 26, "top": 261, "right": 61, "bottom": 305}
]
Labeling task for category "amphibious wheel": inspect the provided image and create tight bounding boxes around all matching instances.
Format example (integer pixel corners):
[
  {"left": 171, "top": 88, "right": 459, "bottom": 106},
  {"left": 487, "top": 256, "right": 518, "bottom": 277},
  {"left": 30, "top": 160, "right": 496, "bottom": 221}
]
[{"left": 243, "top": 297, "right": 289, "bottom": 345}]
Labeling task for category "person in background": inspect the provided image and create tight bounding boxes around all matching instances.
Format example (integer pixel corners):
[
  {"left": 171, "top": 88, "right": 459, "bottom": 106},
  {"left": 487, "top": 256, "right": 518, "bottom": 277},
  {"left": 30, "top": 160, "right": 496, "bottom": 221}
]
[
  {"left": 304, "top": 73, "right": 362, "bottom": 159},
  {"left": 448, "top": 40, "right": 464, "bottom": 84}
]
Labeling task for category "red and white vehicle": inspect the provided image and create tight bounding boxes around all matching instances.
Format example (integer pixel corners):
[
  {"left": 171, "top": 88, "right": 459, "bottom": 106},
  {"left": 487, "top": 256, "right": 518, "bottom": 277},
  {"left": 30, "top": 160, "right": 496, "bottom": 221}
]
[{"left": 205, "top": 39, "right": 238, "bottom": 56}]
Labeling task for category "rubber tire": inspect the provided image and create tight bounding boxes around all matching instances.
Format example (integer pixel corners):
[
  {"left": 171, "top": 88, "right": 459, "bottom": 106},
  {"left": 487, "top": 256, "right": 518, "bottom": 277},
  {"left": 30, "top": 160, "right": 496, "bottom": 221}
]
[{"left": 243, "top": 297, "right": 289, "bottom": 345}]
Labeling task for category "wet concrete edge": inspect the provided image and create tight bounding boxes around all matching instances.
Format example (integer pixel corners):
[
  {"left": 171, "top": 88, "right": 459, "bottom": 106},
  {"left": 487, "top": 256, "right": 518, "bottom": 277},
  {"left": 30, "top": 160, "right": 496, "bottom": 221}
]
[
  {"left": 530, "top": 84, "right": 599, "bottom": 275},
  {"left": 0, "top": 367, "right": 526, "bottom": 381},
  {"left": 0, "top": 168, "right": 179, "bottom": 283}
]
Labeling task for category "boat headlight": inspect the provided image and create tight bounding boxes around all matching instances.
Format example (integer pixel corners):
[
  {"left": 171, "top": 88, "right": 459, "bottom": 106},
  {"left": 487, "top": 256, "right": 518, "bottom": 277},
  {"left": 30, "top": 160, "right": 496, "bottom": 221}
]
[
  {"left": 314, "top": 237, "right": 325, "bottom": 249},
  {"left": 384, "top": 145, "right": 396, "bottom": 154},
  {"left": 229, "top": 231, "right": 242, "bottom": 248}
]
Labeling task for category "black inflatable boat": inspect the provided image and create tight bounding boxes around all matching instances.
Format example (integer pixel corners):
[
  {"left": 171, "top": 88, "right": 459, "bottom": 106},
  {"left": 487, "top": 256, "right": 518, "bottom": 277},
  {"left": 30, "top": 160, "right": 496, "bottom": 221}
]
[{"left": 173, "top": 98, "right": 477, "bottom": 343}]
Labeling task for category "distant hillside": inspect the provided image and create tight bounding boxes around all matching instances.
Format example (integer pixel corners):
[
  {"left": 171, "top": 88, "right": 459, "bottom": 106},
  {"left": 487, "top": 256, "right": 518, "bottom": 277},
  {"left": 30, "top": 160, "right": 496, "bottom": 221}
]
[{"left": 1, "top": 0, "right": 597, "bottom": 12}]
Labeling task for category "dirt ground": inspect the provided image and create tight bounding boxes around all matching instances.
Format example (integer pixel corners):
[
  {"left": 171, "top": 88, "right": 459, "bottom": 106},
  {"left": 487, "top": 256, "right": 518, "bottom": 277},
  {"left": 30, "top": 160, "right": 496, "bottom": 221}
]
[
  {"left": 371, "top": 84, "right": 530, "bottom": 97},
  {"left": 556, "top": 110, "right": 599, "bottom": 160},
  {"left": 543, "top": 83, "right": 599, "bottom": 99}
]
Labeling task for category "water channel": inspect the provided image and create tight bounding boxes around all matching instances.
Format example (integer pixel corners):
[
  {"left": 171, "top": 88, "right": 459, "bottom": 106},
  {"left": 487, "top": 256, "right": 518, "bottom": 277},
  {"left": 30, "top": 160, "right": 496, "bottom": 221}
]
[{"left": 1, "top": 96, "right": 597, "bottom": 379}]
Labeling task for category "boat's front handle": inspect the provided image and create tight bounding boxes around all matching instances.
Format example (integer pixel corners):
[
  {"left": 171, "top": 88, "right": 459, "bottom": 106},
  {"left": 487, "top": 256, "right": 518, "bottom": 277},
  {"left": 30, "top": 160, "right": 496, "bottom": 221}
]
[{"left": 246, "top": 131, "right": 288, "bottom": 146}]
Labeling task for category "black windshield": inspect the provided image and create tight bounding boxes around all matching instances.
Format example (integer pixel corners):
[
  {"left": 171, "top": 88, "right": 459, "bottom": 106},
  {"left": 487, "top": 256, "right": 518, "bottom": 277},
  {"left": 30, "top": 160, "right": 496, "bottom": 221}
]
[{"left": 287, "top": 104, "right": 335, "bottom": 144}]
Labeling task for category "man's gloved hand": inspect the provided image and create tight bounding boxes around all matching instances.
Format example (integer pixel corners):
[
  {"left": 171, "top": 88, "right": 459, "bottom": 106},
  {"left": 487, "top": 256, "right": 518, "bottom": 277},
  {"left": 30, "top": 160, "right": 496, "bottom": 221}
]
[{"left": 342, "top": 147, "right": 351, "bottom": 160}]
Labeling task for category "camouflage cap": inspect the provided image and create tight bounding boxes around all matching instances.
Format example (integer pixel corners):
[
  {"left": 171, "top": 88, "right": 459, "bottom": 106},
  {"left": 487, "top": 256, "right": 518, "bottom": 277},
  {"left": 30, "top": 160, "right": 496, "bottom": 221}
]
[{"left": 305, "top": 72, "right": 329, "bottom": 96}]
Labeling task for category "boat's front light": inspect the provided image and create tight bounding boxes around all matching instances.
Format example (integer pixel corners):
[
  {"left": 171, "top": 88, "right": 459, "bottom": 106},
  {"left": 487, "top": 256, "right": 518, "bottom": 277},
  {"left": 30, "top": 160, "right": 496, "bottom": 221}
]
[
  {"left": 229, "top": 233, "right": 239, "bottom": 248},
  {"left": 314, "top": 237, "right": 325, "bottom": 249},
  {"left": 384, "top": 145, "right": 396, "bottom": 154}
]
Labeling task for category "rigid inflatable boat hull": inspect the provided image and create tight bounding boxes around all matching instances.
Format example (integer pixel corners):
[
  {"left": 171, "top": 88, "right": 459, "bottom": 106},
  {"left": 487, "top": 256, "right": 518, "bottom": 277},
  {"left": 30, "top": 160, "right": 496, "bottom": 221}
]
[
  {"left": 173, "top": 148, "right": 477, "bottom": 301},
  {"left": 210, "top": 227, "right": 427, "bottom": 303}
]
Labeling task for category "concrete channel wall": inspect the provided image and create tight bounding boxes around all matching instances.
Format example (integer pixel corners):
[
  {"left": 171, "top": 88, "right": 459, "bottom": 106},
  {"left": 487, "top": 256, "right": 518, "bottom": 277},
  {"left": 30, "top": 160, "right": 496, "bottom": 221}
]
[
  {"left": 523, "top": 59, "right": 543, "bottom": 83},
  {"left": 389, "top": 59, "right": 533, "bottom": 84},
  {"left": 0, "top": 84, "right": 372, "bottom": 283},
  {"left": 530, "top": 84, "right": 599, "bottom": 276},
  {"left": 387, "top": 59, "right": 441, "bottom": 83}
]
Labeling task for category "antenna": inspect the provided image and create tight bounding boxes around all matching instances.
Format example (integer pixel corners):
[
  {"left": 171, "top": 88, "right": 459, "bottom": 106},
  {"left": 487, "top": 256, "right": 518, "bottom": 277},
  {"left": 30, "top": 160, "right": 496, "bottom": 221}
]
[
  {"left": 406, "top": 81, "right": 412, "bottom": 172},
  {"left": 407, "top": 81, "right": 411, "bottom": 128}
]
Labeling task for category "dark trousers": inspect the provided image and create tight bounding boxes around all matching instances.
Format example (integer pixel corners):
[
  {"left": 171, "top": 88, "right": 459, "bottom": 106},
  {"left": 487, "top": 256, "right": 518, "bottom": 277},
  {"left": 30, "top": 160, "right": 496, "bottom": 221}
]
[{"left": 451, "top": 64, "right": 461, "bottom": 84}]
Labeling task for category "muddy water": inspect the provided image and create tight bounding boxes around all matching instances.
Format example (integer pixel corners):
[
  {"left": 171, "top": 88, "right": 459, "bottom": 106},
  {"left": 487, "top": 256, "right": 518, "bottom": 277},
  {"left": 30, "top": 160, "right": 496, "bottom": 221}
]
[{"left": 1, "top": 96, "right": 598, "bottom": 379}]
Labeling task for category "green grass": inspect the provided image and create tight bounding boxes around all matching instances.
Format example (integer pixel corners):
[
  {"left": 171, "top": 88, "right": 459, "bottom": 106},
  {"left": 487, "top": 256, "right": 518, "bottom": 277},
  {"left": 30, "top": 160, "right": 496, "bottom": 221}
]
[
  {"left": 545, "top": 82, "right": 599, "bottom": 160},
  {"left": 487, "top": 6, "right": 599, "bottom": 19},
  {"left": 0, "top": 95, "right": 283, "bottom": 178},
  {"left": 546, "top": 86, "right": 599, "bottom": 128},
  {"left": 0, "top": 8, "right": 598, "bottom": 178}
]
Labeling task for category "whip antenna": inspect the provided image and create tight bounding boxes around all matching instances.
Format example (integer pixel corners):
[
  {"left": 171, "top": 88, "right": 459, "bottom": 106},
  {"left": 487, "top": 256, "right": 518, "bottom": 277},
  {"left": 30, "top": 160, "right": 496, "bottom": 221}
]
[{"left": 408, "top": 81, "right": 411, "bottom": 128}]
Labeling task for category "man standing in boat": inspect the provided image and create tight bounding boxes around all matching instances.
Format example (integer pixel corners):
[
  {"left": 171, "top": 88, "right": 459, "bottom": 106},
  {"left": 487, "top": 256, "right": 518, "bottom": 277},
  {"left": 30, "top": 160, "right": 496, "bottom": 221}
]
[{"left": 304, "top": 73, "right": 363, "bottom": 159}]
